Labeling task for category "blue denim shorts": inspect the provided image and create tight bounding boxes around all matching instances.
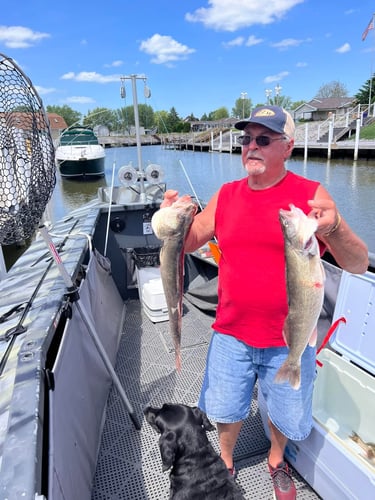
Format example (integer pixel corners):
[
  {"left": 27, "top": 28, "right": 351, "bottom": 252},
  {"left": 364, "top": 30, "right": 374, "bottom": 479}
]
[{"left": 198, "top": 331, "right": 317, "bottom": 441}]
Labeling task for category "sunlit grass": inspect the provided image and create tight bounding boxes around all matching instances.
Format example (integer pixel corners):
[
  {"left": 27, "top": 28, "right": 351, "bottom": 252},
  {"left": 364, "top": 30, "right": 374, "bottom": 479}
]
[{"left": 359, "top": 122, "right": 375, "bottom": 139}]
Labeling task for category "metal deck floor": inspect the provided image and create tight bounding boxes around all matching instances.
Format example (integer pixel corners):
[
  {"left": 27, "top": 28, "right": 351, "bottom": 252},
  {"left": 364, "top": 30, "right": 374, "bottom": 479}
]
[{"left": 92, "top": 299, "right": 320, "bottom": 499}]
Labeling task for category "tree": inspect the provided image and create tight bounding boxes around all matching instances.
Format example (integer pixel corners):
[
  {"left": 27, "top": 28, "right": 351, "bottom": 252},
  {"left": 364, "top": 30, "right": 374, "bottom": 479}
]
[
  {"left": 290, "top": 100, "right": 305, "bottom": 110},
  {"left": 165, "top": 107, "right": 181, "bottom": 132},
  {"left": 83, "top": 107, "right": 117, "bottom": 131},
  {"left": 46, "top": 105, "right": 81, "bottom": 127},
  {"left": 186, "top": 113, "right": 199, "bottom": 121},
  {"left": 115, "top": 106, "right": 133, "bottom": 134},
  {"left": 232, "top": 97, "right": 252, "bottom": 119},
  {"left": 138, "top": 104, "right": 155, "bottom": 129},
  {"left": 354, "top": 75, "right": 375, "bottom": 104},
  {"left": 211, "top": 107, "right": 229, "bottom": 121},
  {"left": 315, "top": 81, "right": 349, "bottom": 98},
  {"left": 266, "top": 95, "right": 292, "bottom": 109},
  {"left": 154, "top": 110, "right": 170, "bottom": 133}
]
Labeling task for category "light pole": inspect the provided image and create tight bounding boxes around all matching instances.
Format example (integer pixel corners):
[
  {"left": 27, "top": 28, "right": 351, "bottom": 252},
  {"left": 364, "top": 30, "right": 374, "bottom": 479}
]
[
  {"left": 240, "top": 91, "right": 248, "bottom": 119},
  {"left": 265, "top": 89, "right": 272, "bottom": 104},
  {"left": 274, "top": 84, "right": 282, "bottom": 106}
]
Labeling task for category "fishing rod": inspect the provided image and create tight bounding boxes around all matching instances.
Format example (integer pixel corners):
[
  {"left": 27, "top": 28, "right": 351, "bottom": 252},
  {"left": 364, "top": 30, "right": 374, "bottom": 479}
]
[{"left": 178, "top": 159, "right": 221, "bottom": 264}]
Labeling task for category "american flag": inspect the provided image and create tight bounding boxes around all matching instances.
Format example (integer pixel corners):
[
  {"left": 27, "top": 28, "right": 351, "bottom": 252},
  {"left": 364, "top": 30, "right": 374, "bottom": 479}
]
[{"left": 362, "top": 16, "right": 374, "bottom": 41}]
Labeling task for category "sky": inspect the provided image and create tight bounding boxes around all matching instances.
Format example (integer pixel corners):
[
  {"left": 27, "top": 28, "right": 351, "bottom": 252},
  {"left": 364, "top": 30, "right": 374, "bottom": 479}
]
[{"left": 2, "top": 1, "right": 375, "bottom": 120}]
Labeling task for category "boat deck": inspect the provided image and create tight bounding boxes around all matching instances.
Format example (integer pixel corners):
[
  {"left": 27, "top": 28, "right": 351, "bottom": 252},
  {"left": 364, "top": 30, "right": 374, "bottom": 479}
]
[{"left": 91, "top": 298, "right": 320, "bottom": 499}]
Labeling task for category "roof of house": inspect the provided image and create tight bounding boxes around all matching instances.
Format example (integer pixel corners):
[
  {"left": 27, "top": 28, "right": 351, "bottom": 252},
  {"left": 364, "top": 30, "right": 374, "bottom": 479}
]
[
  {"left": 293, "top": 97, "right": 356, "bottom": 114},
  {"left": 48, "top": 113, "right": 68, "bottom": 130},
  {"left": 306, "top": 97, "right": 355, "bottom": 110}
]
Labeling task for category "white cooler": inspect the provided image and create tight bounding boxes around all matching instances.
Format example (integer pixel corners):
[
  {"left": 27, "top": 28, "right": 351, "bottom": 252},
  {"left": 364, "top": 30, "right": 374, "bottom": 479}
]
[
  {"left": 136, "top": 266, "right": 168, "bottom": 323},
  {"left": 258, "top": 270, "right": 375, "bottom": 499}
]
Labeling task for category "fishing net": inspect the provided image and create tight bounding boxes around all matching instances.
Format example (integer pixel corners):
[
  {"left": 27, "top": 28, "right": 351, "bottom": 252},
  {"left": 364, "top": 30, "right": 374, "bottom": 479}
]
[{"left": 0, "top": 53, "right": 56, "bottom": 245}]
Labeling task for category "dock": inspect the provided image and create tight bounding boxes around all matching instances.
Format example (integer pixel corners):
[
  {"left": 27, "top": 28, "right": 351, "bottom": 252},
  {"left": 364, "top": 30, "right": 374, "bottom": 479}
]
[{"left": 96, "top": 133, "right": 375, "bottom": 160}]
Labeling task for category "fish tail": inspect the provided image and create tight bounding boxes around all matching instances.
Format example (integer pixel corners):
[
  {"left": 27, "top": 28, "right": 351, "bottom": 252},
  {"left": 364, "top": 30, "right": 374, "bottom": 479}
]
[{"left": 274, "top": 362, "right": 301, "bottom": 390}]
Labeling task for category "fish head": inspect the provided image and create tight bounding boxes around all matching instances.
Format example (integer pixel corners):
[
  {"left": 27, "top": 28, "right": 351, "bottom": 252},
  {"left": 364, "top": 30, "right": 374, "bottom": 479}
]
[
  {"left": 151, "top": 195, "right": 197, "bottom": 240},
  {"left": 279, "top": 204, "right": 319, "bottom": 255},
  {"left": 172, "top": 195, "right": 198, "bottom": 220}
]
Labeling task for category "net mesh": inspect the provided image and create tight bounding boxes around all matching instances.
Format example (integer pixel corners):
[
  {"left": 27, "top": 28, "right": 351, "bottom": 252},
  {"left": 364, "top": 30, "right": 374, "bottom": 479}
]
[{"left": 0, "top": 53, "right": 56, "bottom": 245}]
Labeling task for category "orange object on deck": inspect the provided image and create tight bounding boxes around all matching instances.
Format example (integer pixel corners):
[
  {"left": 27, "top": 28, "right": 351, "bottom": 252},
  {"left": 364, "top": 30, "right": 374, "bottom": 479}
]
[{"left": 208, "top": 241, "right": 221, "bottom": 264}]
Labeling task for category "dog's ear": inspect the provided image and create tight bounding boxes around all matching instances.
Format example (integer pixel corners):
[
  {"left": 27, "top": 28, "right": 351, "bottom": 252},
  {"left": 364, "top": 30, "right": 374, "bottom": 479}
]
[
  {"left": 159, "top": 430, "right": 178, "bottom": 472},
  {"left": 192, "top": 407, "right": 215, "bottom": 431},
  {"left": 144, "top": 407, "right": 162, "bottom": 433}
]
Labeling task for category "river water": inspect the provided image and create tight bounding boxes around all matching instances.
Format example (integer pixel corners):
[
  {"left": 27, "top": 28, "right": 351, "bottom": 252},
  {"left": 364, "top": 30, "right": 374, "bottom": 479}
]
[{"left": 50, "top": 145, "right": 375, "bottom": 253}]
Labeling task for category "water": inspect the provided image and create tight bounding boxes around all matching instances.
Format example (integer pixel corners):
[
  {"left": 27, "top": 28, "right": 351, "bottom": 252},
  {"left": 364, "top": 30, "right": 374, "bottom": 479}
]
[{"left": 50, "top": 146, "right": 375, "bottom": 253}]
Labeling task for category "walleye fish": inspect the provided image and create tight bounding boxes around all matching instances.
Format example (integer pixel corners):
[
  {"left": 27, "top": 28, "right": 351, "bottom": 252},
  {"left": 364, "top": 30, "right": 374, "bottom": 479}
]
[
  {"left": 151, "top": 195, "right": 197, "bottom": 371},
  {"left": 350, "top": 431, "right": 375, "bottom": 461},
  {"left": 274, "top": 204, "right": 325, "bottom": 390}
]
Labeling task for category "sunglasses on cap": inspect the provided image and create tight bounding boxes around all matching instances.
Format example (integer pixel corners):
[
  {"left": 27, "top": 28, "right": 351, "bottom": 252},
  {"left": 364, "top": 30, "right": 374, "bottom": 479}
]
[{"left": 237, "top": 135, "right": 286, "bottom": 147}]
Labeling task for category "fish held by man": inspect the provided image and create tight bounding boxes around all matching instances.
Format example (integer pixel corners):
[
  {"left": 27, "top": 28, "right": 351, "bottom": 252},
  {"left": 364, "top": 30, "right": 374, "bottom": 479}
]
[
  {"left": 151, "top": 195, "right": 197, "bottom": 371},
  {"left": 274, "top": 204, "right": 325, "bottom": 390}
]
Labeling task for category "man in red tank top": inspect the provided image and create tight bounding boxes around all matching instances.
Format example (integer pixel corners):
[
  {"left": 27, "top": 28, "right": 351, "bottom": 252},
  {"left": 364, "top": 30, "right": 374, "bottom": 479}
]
[{"left": 161, "top": 106, "right": 368, "bottom": 499}]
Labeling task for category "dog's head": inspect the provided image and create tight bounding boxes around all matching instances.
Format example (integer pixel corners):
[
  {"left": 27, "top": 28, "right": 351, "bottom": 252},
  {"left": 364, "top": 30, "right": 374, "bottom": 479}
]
[{"left": 143, "top": 403, "right": 215, "bottom": 471}]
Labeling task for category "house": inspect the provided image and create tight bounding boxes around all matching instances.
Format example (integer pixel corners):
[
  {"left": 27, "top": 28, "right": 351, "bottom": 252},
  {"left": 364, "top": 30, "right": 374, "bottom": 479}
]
[
  {"left": 293, "top": 97, "right": 356, "bottom": 122},
  {"left": 47, "top": 113, "right": 68, "bottom": 143},
  {"left": 0, "top": 111, "right": 67, "bottom": 147},
  {"left": 189, "top": 117, "right": 238, "bottom": 132}
]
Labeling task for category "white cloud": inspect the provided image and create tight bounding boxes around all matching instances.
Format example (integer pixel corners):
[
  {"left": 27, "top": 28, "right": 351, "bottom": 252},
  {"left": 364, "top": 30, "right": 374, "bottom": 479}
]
[
  {"left": 139, "top": 34, "right": 195, "bottom": 65},
  {"left": 104, "top": 60, "right": 124, "bottom": 68},
  {"left": 34, "top": 85, "right": 56, "bottom": 95},
  {"left": 61, "top": 71, "right": 120, "bottom": 83},
  {"left": 336, "top": 43, "right": 350, "bottom": 53},
  {"left": 246, "top": 35, "right": 264, "bottom": 47},
  {"left": 223, "top": 34, "right": 263, "bottom": 49},
  {"left": 222, "top": 36, "right": 244, "bottom": 48},
  {"left": 0, "top": 25, "right": 50, "bottom": 48},
  {"left": 296, "top": 61, "right": 307, "bottom": 67},
  {"left": 271, "top": 38, "right": 311, "bottom": 50},
  {"left": 264, "top": 71, "right": 289, "bottom": 84},
  {"left": 185, "top": 0, "right": 304, "bottom": 32},
  {"left": 66, "top": 96, "right": 96, "bottom": 104}
]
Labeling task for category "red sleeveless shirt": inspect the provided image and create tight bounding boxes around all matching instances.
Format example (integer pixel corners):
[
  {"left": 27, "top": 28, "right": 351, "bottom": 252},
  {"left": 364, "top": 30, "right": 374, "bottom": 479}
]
[{"left": 212, "top": 171, "right": 321, "bottom": 347}]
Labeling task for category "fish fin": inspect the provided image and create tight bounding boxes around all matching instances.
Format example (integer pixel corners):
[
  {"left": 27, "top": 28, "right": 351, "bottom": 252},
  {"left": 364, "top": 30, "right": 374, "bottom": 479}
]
[
  {"left": 282, "top": 320, "right": 290, "bottom": 346},
  {"left": 274, "top": 361, "right": 301, "bottom": 390},
  {"left": 350, "top": 431, "right": 359, "bottom": 443}
]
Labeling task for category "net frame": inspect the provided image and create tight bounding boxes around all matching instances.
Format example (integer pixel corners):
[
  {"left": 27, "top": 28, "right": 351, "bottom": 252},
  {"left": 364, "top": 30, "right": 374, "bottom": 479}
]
[{"left": 0, "top": 53, "right": 56, "bottom": 245}]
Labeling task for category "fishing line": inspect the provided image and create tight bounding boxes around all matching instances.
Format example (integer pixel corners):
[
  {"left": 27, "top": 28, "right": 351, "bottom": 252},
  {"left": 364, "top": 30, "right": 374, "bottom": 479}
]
[
  {"left": 178, "top": 160, "right": 204, "bottom": 211},
  {"left": 178, "top": 160, "right": 221, "bottom": 263}
]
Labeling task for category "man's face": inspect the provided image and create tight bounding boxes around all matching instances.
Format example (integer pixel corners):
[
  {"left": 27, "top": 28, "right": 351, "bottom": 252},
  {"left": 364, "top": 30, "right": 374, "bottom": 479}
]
[{"left": 241, "top": 123, "right": 294, "bottom": 176}]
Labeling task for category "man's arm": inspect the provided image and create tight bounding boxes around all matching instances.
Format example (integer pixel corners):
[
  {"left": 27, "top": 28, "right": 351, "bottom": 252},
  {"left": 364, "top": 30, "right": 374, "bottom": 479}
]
[
  {"left": 308, "top": 185, "right": 368, "bottom": 274},
  {"left": 160, "top": 189, "right": 218, "bottom": 253}
]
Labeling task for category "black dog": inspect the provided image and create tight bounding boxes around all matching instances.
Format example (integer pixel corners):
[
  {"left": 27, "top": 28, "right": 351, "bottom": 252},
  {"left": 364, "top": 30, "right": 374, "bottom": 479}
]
[{"left": 143, "top": 403, "right": 244, "bottom": 499}]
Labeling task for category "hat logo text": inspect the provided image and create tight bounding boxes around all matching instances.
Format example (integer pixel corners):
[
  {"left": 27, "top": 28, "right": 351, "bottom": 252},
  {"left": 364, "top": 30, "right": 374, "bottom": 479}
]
[{"left": 255, "top": 110, "right": 276, "bottom": 117}]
